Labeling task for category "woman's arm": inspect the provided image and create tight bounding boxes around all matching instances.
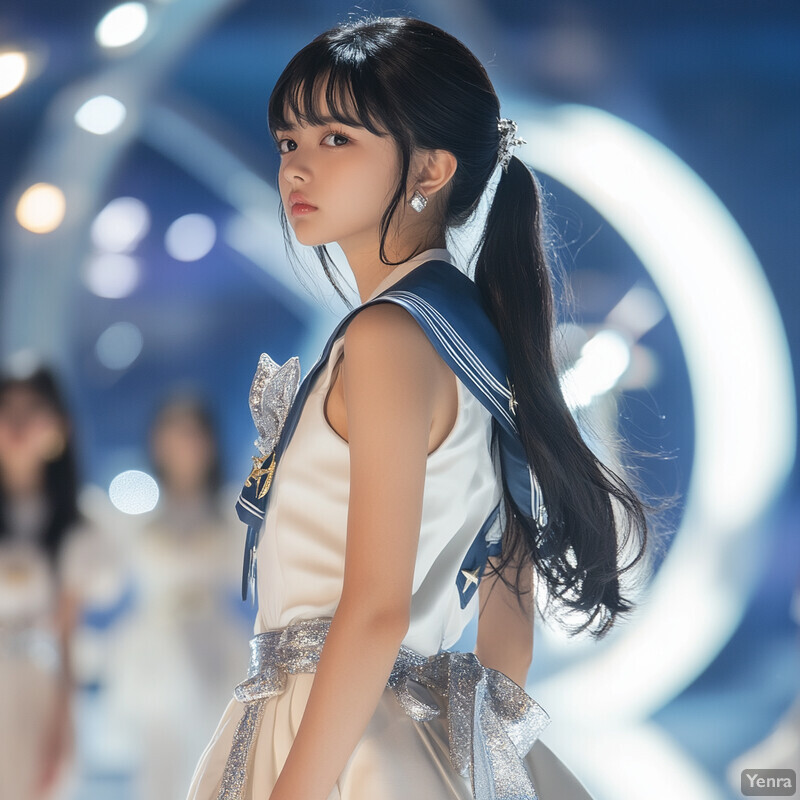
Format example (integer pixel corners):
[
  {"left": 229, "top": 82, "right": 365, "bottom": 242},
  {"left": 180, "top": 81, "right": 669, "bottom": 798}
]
[
  {"left": 268, "top": 303, "right": 443, "bottom": 800},
  {"left": 474, "top": 553, "right": 535, "bottom": 688},
  {"left": 36, "top": 585, "right": 79, "bottom": 795}
]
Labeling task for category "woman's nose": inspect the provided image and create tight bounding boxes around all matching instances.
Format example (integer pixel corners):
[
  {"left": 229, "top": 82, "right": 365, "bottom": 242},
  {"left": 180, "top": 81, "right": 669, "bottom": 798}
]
[{"left": 281, "top": 151, "right": 312, "bottom": 184}]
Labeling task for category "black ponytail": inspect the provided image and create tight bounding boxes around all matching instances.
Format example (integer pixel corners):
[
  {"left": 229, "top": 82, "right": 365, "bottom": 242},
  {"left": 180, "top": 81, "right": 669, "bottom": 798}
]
[
  {"left": 268, "top": 15, "right": 655, "bottom": 639},
  {"left": 476, "top": 154, "right": 652, "bottom": 638}
]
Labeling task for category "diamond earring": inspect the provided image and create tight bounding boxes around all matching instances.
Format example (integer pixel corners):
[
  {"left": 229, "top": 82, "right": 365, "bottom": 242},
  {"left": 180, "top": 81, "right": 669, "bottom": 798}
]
[{"left": 409, "top": 189, "right": 427, "bottom": 213}]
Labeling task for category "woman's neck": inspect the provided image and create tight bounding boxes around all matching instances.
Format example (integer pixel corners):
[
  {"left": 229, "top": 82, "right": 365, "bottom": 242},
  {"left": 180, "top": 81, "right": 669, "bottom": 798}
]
[
  {"left": 341, "top": 237, "right": 450, "bottom": 304},
  {"left": 0, "top": 461, "right": 45, "bottom": 499},
  {"left": 363, "top": 246, "right": 454, "bottom": 304}
]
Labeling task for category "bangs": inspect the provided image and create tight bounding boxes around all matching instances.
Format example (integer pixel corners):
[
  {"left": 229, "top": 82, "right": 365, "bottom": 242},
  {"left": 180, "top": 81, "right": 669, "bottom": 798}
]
[{"left": 268, "top": 49, "right": 392, "bottom": 140}]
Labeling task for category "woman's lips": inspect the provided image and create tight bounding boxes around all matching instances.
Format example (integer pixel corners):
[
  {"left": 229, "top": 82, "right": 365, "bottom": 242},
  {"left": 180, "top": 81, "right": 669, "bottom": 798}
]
[{"left": 291, "top": 203, "right": 318, "bottom": 216}]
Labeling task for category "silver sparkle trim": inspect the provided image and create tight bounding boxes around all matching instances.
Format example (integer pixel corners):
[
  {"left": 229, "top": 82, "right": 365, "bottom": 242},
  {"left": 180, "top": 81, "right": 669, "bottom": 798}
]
[
  {"left": 497, "top": 118, "right": 527, "bottom": 172},
  {"left": 248, "top": 353, "right": 301, "bottom": 457},
  {"left": 216, "top": 617, "right": 550, "bottom": 800}
]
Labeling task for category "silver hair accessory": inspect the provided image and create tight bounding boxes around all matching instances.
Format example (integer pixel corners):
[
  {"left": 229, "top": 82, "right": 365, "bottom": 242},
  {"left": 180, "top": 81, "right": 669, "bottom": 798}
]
[{"left": 497, "top": 117, "right": 526, "bottom": 172}]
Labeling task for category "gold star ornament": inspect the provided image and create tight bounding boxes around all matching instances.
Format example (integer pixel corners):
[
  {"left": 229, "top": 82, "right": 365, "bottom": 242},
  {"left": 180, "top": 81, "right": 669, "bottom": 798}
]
[
  {"left": 460, "top": 567, "right": 481, "bottom": 592},
  {"left": 244, "top": 452, "right": 277, "bottom": 500}
]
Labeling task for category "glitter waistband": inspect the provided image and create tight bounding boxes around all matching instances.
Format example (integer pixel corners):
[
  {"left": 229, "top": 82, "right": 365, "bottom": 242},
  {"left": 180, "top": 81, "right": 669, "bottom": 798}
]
[{"left": 216, "top": 616, "right": 550, "bottom": 800}]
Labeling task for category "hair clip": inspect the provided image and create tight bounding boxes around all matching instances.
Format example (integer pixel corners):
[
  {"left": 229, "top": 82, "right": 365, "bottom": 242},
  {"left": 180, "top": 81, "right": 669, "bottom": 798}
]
[{"left": 497, "top": 117, "right": 526, "bottom": 172}]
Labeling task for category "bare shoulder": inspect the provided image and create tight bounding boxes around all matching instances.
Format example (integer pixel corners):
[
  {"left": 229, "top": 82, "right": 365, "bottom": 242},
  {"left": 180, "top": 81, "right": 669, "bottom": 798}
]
[
  {"left": 344, "top": 301, "right": 435, "bottom": 360},
  {"left": 341, "top": 301, "right": 458, "bottom": 455},
  {"left": 343, "top": 302, "right": 442, "bottom": 386}
]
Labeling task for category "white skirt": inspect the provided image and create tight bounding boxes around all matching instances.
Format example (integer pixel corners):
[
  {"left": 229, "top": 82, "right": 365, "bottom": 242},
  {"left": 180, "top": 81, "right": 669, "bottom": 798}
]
[{"left": 186, "top": 670, "right": 594, "bottom": 800}]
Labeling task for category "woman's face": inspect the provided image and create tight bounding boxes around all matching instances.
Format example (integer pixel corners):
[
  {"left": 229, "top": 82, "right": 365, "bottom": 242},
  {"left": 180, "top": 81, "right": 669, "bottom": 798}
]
[
  {"left": 151, "top": 410, "right": 215, "bottom": 493},
  {"left": 0, "top": 385, "right": 67, "bottom": 468},
  {"left": 274, "top": 87, "right": 403, "bottom": 251}
]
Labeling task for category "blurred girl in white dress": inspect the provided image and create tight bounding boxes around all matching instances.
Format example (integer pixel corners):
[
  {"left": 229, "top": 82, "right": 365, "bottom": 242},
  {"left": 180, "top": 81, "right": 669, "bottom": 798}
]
[
  {"left": 0, "top": 364, "right": 115, "bottom": 799},
  {"left": 106, "top": 393, "right": 251, "bottom": 800}
]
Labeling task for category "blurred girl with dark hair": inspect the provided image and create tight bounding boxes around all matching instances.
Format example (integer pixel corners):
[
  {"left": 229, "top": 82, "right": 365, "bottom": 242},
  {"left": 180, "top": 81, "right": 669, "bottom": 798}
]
[
  {"left": 0, "top": 364, "right": 116, "bottom": 799},
  {"left": 106, "top": 393, "right": 250, "bottom": 800}
]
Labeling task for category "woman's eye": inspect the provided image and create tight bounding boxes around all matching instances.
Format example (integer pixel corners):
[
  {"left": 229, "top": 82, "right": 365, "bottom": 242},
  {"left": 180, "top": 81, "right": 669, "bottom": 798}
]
[
  {"left": 323, "top": 132, "right": 349, "bottom": 147},
  {"left": 275, "top": 131, "right": 348, "bottom": 155}
]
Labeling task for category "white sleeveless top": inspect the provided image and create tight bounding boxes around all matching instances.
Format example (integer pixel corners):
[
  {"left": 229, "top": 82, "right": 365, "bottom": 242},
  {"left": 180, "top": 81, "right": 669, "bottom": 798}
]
[{"left": 253, "top": 249, "right": 504, "bottom": 656}]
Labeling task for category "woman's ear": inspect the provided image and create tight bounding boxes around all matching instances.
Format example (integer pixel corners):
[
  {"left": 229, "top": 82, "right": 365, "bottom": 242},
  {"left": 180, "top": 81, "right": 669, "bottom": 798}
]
[{"left": 412, "top": 149, "right": 458, "bottom": 199}]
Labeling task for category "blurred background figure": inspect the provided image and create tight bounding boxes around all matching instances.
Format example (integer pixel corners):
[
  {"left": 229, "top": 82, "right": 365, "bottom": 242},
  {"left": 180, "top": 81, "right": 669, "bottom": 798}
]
[
  {"left": 104, "top": 393, "right": 250, "bottom": 800},
  {"left": 0, "top": 364, "right": 119, "bottom": 800}
]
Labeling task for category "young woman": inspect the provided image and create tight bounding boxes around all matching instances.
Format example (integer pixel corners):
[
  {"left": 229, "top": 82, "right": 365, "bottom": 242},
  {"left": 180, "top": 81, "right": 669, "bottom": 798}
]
[
  {"left": 0, "top": 366, "right": 116, "bottom": 799},
  {"left": 105, "top": 394, "right": 250, "bottom": 800},
  {"left": 187, "top": 15, "right": 650, "bottom": 800}
]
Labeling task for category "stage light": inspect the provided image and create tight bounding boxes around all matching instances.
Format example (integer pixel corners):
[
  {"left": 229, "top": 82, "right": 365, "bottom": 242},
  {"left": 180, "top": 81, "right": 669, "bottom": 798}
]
[
  {"left": 75, "top": 94, "right": 127, "bottom": 135},
  {"left": 165, "top": 213, "right": 216, "bottom": 261},
  {"left": 83, "top": 253, "right": 140, "bottom": 299},
  {"left": 560, "top": 329, "right": 632, "bottom": 409},
  {"left": 0, "top": 51, "right": 27, "bottom": 99},
  {"left": 108, "top": 469, "right": 159, "bottom": 514},
  {"left": 606, "top": 283, "right": 666, "bottom": 339},
  {"left": 91, "top": 196, "right": 150, "bottom": 252},
  {"left": 15, "top": 182, "right": 66, "bottom": 233},
  {"left": 95, "top": 2, "right": 149, "bottom": 49},
  {"left": 95, "top": 321, "right": 143, "bottom": 369}
]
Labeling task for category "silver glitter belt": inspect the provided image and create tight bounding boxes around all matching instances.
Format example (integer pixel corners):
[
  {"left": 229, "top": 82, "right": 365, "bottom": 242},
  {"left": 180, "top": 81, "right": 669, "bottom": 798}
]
[{"left": 217, "top": 616, "right": 550, "bottom": 800}]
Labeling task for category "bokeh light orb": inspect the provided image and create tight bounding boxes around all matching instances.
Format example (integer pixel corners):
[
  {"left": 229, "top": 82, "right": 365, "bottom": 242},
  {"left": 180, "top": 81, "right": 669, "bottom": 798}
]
[
  {"left": 75, "top": 94, "right": 127, "bottom": 135},
  {"left": 83, "top": 253, "right": 140, "bottom": 299},
  {"left": 164, "top": 213, "right": 216, "bottom": 261},
  {"left": 91, "top": 196, "right": 150, "bottom": 253},
  {"left": 0, "top": 52, "right": 28, "bottom": 99},
  {"left": 95, "top": 2, "right": 149, "bottom": 49},
  {"left": 108, "top": 469, "right": 159, "bottom": 514},
  {"left": 95, "top": 321, "right": 143, "bottom": 369},
  {"left": 15, "top": 182, "right": 66, "bottom": 233}
]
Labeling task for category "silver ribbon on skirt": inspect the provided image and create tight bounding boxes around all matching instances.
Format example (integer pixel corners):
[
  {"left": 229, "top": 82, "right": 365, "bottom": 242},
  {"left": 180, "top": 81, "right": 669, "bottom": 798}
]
[{"left": 216, "top": 617, "right": 550, "bottom": 800}]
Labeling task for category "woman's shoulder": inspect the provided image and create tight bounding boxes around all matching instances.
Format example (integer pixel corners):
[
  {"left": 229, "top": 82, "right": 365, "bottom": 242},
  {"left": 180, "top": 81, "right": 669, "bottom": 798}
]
[
  {"left": 342, "top": 300, "right": 459, "bottom": 452},
  {"left": 344, "top": 300, "right": 451, "bottom": 391},
  {"left": 346, "top": 300, "right": 434, "bottom": 354}
]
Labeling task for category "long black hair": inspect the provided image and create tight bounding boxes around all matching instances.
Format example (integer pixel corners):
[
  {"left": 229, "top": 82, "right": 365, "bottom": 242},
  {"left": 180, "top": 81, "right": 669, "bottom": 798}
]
[
  {"left": 267, "top": 15, "right": 656, "bottom": 639},
  {"left": 0, "top": 366, "right": 82, "bottom": 566}
]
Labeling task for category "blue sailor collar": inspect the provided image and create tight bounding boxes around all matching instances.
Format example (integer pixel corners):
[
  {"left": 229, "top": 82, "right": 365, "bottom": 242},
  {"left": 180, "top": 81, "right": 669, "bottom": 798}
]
[{"left": 236, "top": 259, "right": 548, "bottom": 605}]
